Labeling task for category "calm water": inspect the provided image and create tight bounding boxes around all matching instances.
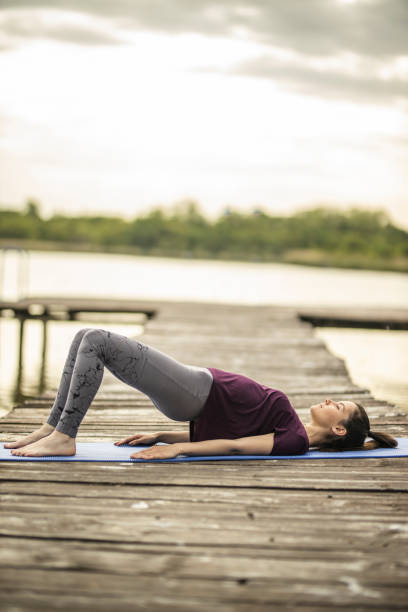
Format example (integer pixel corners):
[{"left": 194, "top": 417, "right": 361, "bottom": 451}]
[{"left": 1, "top": 250, "right": 407, "bottom": 416}]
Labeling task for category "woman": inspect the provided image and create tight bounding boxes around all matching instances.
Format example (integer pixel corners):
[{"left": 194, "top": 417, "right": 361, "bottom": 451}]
[{"left": 3, "top": 328, "right": 397, "bottom": 459}]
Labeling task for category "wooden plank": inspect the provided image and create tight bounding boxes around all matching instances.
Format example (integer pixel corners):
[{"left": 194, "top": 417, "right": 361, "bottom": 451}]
[
  {"left": 1, "top": 461, "right": 408, "bottom": 491},
  {"left": 1, "top": 568, "right": 408, "bottom": 609},
  {"left": 1, "top": 536, "right": 407, "bottom": 582},
  {"left": 0, "top": 532, "right": 406, "bottom": 564},
  {"left": 1, "top": 491, "right": 407, "bottom": 524},
  {"left": 2, "top": 510, "right": 406, "bottom": 547},
  {"left": 0, "top": 481, "right": 406, "bottom": 508}
]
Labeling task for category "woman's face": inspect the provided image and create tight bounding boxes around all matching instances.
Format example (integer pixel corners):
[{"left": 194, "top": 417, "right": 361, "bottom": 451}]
[{"left": 310, "top": 398, "right": 357, "bottom": 432}]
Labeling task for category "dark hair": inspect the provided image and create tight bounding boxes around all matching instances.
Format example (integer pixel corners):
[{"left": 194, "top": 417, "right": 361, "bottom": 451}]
[{"left": 318, "top": 401, "right": 398, "bottom": 452}]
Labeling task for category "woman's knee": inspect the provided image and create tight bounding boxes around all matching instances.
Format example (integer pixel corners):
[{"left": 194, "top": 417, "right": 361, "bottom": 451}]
[
  {"left": 80, "top": 329, "right": 113, "bottom": 361},
  {"left": 81, "top": 328, "right": 108, "bottom": 346},
  {"left": 73, "top": 328, "right": 92, "bottom": 343}
]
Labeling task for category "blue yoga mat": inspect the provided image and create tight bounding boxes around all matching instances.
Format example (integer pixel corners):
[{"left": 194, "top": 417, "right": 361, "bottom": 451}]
[{"left": 1, "top": 438, "right": 408, "bottom": 462}]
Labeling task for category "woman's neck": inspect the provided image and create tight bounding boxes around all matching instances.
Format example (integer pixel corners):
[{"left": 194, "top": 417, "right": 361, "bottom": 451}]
[{"left": 302, "top": 422, "right": 326, "bottom": 447}]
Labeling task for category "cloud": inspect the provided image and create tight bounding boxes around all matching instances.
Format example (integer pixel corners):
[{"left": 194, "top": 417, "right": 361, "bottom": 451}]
[
  {"left": 0, "top": 9, "right": 125, "bottom": 50},
  {"left": 0, "top": 1, "right": 406, "bottom": 109},
  {"left": 220, "top": 54, "right": 408, "bottom": 106},
  {"left": 0, "top": 0, "right": 407, "bottom": 60}
]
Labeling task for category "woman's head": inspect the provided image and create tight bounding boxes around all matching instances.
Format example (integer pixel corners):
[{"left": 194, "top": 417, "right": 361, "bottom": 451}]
[{"left": 309, "top": 398, "right": 397, "bottom": 451}]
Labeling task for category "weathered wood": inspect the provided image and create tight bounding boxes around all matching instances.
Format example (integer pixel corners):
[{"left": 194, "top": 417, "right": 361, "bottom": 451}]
[
  {"left": 1, "top": 568, "right": 408, "bottom": 609},
  {"left": 1, "top": 462, "right": 407, "bottom": 491},
  {"left": 299, "top": 306, "right": 408, "bottom": 330},
  {"left": 0, "top": 296, "right": 157, "bottom": 320},
  {"left": 1, "top": 535, "right": 407, "bottom": 582},
  {"left": 1, "top": 300, "right": 407, "bottom": 611},
  {"left": 0, "top": 481, "right": 406, "bottom": 508}
]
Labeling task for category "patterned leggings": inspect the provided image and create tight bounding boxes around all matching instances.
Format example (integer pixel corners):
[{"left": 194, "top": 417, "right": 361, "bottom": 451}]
[{"left": 47, "top": 328, "right": 214, "bottom": 438}]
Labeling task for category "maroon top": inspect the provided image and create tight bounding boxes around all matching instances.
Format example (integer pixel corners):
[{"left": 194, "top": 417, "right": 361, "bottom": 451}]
[{"left": 189, "top": 368, "right": 309, "bottom": 455}]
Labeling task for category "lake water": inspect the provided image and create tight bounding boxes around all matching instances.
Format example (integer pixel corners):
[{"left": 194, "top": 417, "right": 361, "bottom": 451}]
[{"left": 1, "top": 250, "right": 407, "bottom": 416}]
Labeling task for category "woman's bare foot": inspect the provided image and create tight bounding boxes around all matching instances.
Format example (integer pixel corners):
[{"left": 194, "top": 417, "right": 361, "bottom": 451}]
[
  {"left": 10, "top": 431, "right": 76, "bottom": 457},
  {"left": 4, "top": 423, "right": 55, "bottom": 449}
]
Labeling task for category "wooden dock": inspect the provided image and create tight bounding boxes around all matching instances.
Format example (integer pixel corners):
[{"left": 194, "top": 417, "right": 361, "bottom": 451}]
[
  {"left": 299, "top": 306, "right": 408, "bottom": 330},
  {"left": 0, "top": 296, "right": 157, "bottom": 321},
  {"left": 1, "top": 301, "right": 407, "bottom": 611}
]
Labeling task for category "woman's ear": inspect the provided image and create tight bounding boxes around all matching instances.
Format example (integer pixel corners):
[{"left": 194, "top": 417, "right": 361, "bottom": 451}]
[{"left": 332, "top": 424, "right": 347, "bottom": 437}]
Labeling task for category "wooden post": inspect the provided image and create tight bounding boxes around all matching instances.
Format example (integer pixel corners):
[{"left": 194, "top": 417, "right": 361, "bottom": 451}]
[
  {"left": 38, "top": 317, "right": 48, "bottom": 393},
  {"left": 17, "top": 316, "right": 25, "bottom": 376},
  {"left": 13, "top": 315, "right": 26, "bottom": 403}
]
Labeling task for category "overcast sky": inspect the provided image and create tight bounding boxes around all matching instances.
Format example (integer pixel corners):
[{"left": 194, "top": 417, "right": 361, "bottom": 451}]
[{"left": 0, "top": 0, "right": 407, "bottom": 226}]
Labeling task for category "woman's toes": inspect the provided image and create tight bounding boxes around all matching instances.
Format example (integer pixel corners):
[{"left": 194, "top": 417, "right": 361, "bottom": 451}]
[
  {"left": 11, "top": 443, "right": 36, "bottom": 455},
  {"left": 5, "top": 437, "right": 35, "bottom": 449}
]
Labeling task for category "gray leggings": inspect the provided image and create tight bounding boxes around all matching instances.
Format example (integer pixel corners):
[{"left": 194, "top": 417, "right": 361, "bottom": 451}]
[{"left": 47, "top": 328, "right": 214, "bottom": 438}]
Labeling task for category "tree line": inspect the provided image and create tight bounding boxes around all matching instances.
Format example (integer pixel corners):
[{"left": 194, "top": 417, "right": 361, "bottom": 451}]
[{"left": 1, "top": 200, "right": 407, "bottom": 271}]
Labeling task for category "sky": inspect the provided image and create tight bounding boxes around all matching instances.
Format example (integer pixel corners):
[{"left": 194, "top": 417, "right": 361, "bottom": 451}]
[{"left": 0, "top": 0, "right": 407, "bottom": 227}]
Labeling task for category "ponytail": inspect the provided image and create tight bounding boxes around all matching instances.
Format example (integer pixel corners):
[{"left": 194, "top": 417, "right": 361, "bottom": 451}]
[
  {"left": 318, "top": 402, "right": 398, "bottom": 452},
  {"left": 363, "top": 430, "right": 398, "bottom": 451}
]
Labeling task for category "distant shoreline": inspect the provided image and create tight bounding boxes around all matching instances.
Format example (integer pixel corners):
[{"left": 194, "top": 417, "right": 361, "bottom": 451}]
[{"left": 1, "top": 238, "right": 407, "bottom": 274}]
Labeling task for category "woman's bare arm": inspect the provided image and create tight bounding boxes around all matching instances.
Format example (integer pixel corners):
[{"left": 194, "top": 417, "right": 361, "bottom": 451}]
[
  {"left": 157, "top": 431, "right": 190, "bottom": 443},
  {"left": 130, "top": 433, "right": 275, "bottom": 459},
  {"left": 177, "top": 433, "right": 275, "bottom": 456},
  {"left": 115, "top": 430, "right": 189, "bottom": 446}
]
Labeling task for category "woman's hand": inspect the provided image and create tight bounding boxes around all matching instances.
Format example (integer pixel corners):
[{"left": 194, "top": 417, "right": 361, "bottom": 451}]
[
  {"left": 114, "top": 433, "right": 159, "bottom": 447},
  {"left": 130, "top": 444, "right": 181, "bottom": 461}
]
